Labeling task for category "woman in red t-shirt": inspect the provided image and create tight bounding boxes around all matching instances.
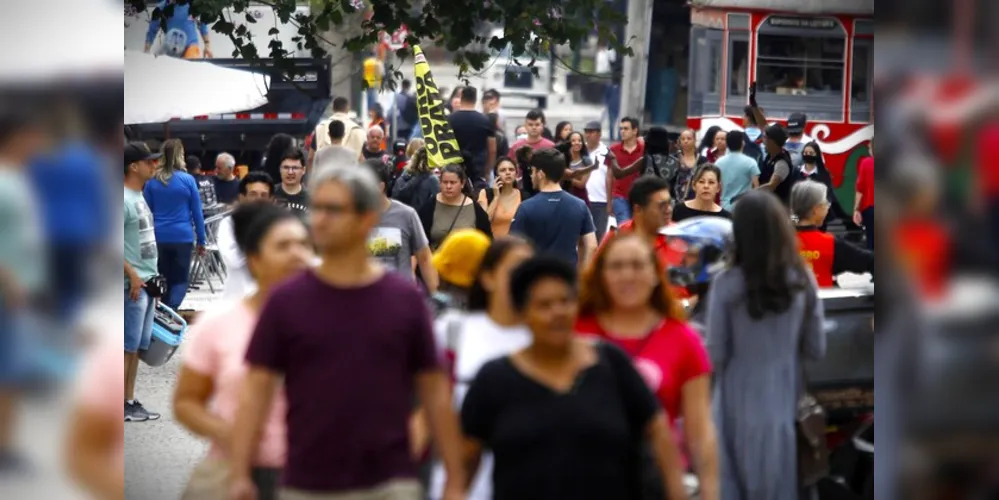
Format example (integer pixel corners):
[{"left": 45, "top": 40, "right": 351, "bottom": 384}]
[{"left": 576, "top": 233, "right": 719, "bottom": 500}]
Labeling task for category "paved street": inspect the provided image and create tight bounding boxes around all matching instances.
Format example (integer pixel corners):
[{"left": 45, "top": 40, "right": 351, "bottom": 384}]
[
  {"left": 110, "top": 271, "right": 874, "bottom": 499},
  {"left": 124, "top": 339, "right": 208, "bottom": 500}
]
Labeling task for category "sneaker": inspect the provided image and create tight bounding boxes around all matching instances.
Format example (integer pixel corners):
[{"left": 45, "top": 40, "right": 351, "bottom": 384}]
[
  {"left": 124, "top": 402, "right": 148, "bottom": 422},
  {"left": 132, "top": 400, "right": 161, "bottom": 421}
]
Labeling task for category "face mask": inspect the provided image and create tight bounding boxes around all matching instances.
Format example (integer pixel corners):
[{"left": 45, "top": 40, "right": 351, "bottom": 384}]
[{"left": 802, "top": 155, "right": 818, "bottom": 164}]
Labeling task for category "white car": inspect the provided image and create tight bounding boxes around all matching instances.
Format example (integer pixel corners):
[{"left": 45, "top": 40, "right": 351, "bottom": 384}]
[{"left": 480, "top": 28, "right": 553, "bottom": 109}]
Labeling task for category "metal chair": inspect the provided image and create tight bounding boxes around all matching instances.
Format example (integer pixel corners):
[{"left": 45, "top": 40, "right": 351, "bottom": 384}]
[{"left": 189, "top": 211, "right": 231, "bottom": 294}]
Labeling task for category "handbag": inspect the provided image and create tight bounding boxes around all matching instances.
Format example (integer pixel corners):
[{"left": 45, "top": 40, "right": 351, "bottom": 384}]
[
  {"left": 143, "top": 275, "right": 167, "bottom": 299},
  {"left": 796, "top": 284, "right": 830, "bottom": 487}
]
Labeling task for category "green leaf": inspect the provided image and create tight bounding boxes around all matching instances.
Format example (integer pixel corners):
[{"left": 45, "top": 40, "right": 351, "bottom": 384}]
[{"left": 187, "top": 0, "right": 628, "bottom": 86}]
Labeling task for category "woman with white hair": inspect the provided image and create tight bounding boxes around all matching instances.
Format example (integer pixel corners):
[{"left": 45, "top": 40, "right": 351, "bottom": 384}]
[{"left": 792, "top": 180, "right": 874, "bottom": 287}]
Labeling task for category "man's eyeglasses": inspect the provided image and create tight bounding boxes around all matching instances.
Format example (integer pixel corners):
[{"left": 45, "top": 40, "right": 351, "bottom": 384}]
[
  {"left": 311, "top": 202, "right": 355, "bottom": 215},
  {"left": 281, "top": 165, "right": 304, "bottom": 173}
]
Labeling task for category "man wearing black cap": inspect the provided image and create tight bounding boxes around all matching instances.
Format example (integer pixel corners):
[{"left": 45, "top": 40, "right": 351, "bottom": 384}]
[
  {"left": 123, "top": 141, "right": 163, "bottom": 423},
  {"left": 583, "top": 120, "right": 611, "bottom": 241},
  {"left": 784, "top": 112, "right": 814, "bottom": 168},
  {"left": 758, "top": 124, "right": 797, "bottom": 204}
]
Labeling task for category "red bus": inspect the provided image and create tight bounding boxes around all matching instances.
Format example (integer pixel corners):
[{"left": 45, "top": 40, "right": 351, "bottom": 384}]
[{"left": 685, "top": 0, "right": 873, "bottom": 209}]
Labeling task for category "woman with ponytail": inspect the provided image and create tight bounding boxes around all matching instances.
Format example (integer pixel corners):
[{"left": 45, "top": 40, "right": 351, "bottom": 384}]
[{"left": 142, "top": 139, "right": 207, "bottom": 311}]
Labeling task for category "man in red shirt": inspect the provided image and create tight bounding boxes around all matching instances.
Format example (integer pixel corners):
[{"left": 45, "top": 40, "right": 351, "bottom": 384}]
[
  {"left": 608, "top": 117, "right": 646, "bottom": 223},
  {"left": 975, "top": 123, "right": 999, "bottom": 250},
  {"left": 600, "top": 176, "right": 688, "bottom": 298},
  {"left": 853, "top": 139, "right": 875, "bottom": 250}
]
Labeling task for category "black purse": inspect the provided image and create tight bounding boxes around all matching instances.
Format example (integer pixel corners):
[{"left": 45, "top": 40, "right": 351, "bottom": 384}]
[{"left": 143, "top": 275, "right": 167, "bottom": 299}]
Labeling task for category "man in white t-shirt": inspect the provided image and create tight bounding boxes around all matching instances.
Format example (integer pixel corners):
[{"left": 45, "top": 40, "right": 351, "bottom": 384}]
[
  {"left": 583, "top": 120, "right": 611, "bottom": 241},
  {"left": 218, "top": 172, "right": 274, "bottom": 302}
]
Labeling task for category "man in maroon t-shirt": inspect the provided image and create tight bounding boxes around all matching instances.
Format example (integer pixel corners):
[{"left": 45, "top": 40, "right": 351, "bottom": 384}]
[
  {"left": 607, "top": 117, "right": 646, "bottom": 223},
  {"left": 227, "top": 166, "right": 468, "bottom": 500}
]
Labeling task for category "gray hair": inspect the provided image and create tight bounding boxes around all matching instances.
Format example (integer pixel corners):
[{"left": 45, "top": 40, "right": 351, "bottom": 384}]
[
  {"left": 790, "top": 179, "right": 828, "bottom": 222},
  {"left": 216, "top": 152, "right": 236, "bottom": 169},
  {"left": 310, "top": 164, "right": 382, "bottom": 214}
]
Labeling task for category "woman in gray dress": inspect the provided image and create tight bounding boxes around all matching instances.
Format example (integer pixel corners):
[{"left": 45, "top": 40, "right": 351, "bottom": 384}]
[{"left": 705, "top": 190, "right": 827, "bottom": 500}]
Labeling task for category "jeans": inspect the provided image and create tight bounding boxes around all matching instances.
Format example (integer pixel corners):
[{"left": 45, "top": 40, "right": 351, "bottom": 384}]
[
  {"left": 156, "top": 242, "right": 194, "bottom": 311},
  {"left": 862, "top": 206, "right": 875, "bottom": 250},
  {"left": 611, "top": 196, "right": 632, "bottom": 224},
  {"left": 48, "top": 243, "right": 95, "bottom": 324},
  {"left": 606, "top": 110, "right": 619, "bottom": 141},
  {"left": 589, "top": 202, "right": 609, "bottom": 242},
  {"left": 124, "top": 288, "right": 156, "bottom": 353}
]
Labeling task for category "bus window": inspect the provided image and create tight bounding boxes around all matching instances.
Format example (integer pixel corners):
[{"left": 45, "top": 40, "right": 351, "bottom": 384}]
[
  {"left": 851, "top": 38, "right": 872, "bottom": 123},
  {"left": 726, "top": 32, "right": 750, "bottom": 116},
  {"left": 754, "top": 16, "right": 847, "bottom": 121}
]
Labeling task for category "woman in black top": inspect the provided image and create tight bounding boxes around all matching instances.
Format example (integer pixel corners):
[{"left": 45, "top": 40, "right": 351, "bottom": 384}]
[
  {"left": 673, "top": 164, "right": 731, "bottom": 222},
  {"left": 460, "top": 257, "right": 689, "bottom": 500},
  {"left": 799, "top": 142, "right": 855, "bottom": 231}
]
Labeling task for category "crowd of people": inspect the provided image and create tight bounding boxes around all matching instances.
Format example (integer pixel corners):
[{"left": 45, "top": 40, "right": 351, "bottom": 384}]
[{"left": 110, "top": 77, "right": 880, "bottom": 500}]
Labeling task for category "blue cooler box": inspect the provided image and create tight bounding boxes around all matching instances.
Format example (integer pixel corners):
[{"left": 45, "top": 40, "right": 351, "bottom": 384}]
[{"left": 139, "top": 302, "right": 187, "bottom": 367}]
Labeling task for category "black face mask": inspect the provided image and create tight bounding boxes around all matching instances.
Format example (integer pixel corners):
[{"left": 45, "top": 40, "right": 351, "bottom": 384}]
[{"left": 802, "top": 155, "right": 818, "bottom": 164}]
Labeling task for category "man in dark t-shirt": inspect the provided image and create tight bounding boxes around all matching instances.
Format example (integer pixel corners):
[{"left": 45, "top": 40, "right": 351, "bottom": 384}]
[
  {"left": 361, "top": 126, "right": 388, "bottom": 162},
  {"left": 213, "top": 152, "right": 241, "bottom": 205},
  {"left": 229, "top": 165, "right": 467, "bottom": 498},
  {"left": 187, "top": 155, "right": 218, "bottom": 210},
  {"left": 446, "top": 87, "right": 496, "bottom": 191},
  {"left": 272, "top": 149, "right": 310, "bottom": 221},
  {"left": 510, "top": 148, "right": 597, "bottom": 270}
]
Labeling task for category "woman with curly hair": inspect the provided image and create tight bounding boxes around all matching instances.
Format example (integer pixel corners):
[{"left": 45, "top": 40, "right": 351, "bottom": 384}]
[
  {"left": 391, "top": 143, "right": 440, "bottom": 210},
  {"left": 514, "top": 144, "right": 536, "bottom": 198}
]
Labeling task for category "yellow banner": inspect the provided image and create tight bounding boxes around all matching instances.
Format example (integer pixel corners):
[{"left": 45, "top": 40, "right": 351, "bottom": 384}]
[{"left": 412, "top": 45, "right": 463, "bottom": 168}]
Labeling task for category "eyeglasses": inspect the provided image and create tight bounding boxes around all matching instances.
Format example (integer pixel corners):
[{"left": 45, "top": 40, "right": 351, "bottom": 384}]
[
  {"left": 311, "top": 202, "right": 355, "bottom": 215},
  {"left": 281, "top": 165, "right": 304, "bottom": 172}
]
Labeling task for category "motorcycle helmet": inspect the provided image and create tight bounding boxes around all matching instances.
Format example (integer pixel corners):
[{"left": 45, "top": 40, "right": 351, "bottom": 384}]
[{"left": 661, "top": 216, "right": 733, "bottom": 287}]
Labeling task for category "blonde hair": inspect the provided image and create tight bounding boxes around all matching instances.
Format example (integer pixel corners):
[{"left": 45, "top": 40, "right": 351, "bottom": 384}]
[
  {"left": 406, "top": 138, "right": 425, "bottom": 158},
  {"left": 156, "top": 139, "right": 185, "bottom": 185},
  {"left": 405, "top": 146, "right": 432, "bottom": 174}
]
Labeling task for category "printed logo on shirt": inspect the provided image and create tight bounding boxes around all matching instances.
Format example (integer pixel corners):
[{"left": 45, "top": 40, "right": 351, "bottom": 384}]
[
  {"left": 277, "top": 199, "right": 309, "bottom": 214},
  {"left": 368, "top": 227, "right": 403, "bottom": 257},
  {"left": 134, "top": 198, "right": 158, "bottom": 260},
  {"left": 633, "top": 357, "right": 663, "bottom": 391}
]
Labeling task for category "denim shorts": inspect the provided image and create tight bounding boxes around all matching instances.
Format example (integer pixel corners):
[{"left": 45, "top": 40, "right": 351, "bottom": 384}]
[
  {"left": 611, "top": 196, "right": 633, "bottom": 224},
  {"left": 124, "top": 288, "right": 156, "bottom": 353}
]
